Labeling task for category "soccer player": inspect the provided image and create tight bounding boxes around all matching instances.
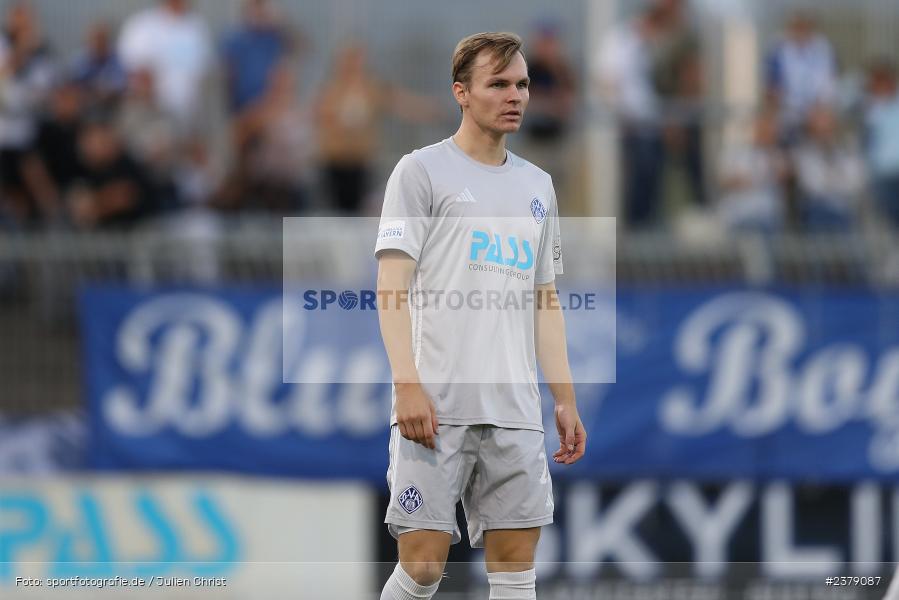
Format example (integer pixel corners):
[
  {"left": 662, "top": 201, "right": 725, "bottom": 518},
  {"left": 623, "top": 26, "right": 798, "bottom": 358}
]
[{"left": 375, "top": 32, "right": 585, "bottom": 600}]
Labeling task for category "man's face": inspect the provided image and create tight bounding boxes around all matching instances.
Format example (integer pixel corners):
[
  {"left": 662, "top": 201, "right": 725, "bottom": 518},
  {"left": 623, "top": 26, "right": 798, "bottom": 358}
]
[{"left": 457, "top": 50, "right": 530, "bottom": 135}]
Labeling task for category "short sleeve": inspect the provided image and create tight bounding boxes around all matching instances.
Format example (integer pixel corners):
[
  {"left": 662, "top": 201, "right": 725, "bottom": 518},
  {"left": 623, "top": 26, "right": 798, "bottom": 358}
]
[
  {"left": 535, "top": 181, "right": 563, "bottom": 284},
  {"left": 374, "top": 154, "right": 432, "bottom": 261}
]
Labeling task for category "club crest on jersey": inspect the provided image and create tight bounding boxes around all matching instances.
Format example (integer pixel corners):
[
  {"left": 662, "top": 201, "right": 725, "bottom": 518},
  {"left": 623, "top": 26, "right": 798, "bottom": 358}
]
[
  {"left": 398, "top": 485, "right": 423, "bottom": 514},
  {"left": 531, "top": 198, "right": 547, "bottom": 224}
]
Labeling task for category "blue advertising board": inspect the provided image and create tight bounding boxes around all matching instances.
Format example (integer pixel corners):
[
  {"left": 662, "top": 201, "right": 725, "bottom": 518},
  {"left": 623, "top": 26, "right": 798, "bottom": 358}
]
[{"left": 81, "top": 286, "right": 899, "bottom": 482}]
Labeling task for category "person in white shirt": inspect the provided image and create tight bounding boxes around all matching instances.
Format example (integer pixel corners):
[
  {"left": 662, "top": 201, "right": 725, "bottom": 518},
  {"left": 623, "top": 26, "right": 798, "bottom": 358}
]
[
  {"left": 375, "top": 31, "right": 585, "bottom": 600},
  {"left": 718, "top": 111, "right": 788, "bottom": 233},
  {"left": 792, "top": 105, "right": 866, "bottom": 231},
  {"left": 765, "top": 11, "right": 838, "bottom": 141},
  {"left": 117, "top": 0, "right": 213, "bottom": 128},
  {"left": 597, "top": 6, "right": 667, "bottom": 227}
]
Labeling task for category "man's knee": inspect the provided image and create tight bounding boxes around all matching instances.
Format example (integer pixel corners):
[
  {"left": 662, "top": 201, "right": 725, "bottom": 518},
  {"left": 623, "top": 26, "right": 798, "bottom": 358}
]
[
  {"left": 484, "top": 528, "right": 540, "bottom": 571},
  {"left": 399, "top": 559, "right": 445, "bottom": 586},
  {"left": 398, "top": 530, "right": 451, "bottom": 585}
]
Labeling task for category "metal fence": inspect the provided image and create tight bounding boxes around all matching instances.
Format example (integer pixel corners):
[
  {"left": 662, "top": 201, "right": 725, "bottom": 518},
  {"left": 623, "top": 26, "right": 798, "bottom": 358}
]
[{"left": 1, "top": 217, "right": 898, "bottom": 415}]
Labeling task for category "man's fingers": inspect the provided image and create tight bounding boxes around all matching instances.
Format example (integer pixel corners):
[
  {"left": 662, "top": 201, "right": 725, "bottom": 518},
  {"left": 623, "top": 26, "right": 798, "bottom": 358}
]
[
  {"left": 553, "top": 443, "right": 568, "bottom": 462},
  {"left": 416, "top": 416, "right": 433, "bottom": 449},
  {"left": 431, "top": 411, "right": 439, "bottom": 436},
  {"left": 398, "top": 422, "right": 409, "bottom": 440},
  {"left": 564, "top": 445, "right": 585, "bottom": 464},
  {"left": 410, "top": 420, "right": 425, "bottom": 444}
]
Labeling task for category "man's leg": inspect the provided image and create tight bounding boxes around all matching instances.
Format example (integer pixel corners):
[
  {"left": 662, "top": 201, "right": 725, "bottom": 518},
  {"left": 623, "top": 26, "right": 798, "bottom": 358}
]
[
  {"left": 483, "top": 527, "right": 541, "bottom": 599},
  {"left": 380, "top": 530, "right": 451, "bottom": 600}
]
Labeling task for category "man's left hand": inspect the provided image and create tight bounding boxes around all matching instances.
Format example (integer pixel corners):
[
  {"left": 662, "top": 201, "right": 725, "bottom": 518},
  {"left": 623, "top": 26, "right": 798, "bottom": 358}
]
[{"left": 553, "top": 403, "right": 586, "bottom": 465}]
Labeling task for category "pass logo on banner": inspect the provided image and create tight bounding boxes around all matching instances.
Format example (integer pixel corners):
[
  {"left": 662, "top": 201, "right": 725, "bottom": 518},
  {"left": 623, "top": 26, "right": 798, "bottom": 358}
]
[{"left": 0, "top": 476, "right": 372, "bottom": 596}]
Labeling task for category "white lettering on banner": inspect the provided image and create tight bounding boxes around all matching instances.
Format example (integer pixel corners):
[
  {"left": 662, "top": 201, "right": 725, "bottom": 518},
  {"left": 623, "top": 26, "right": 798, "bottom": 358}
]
[
  {"left": 567, "top": 481, "right": 659, "bottom": 580},
  {"left": 667, "top": 481, "right": 753, "bottom": 579},
  {"left": 102, "top": 294, "right": 390, "bottom": 438},
  {"left": 239, "top": 299, "right": 299, "bottom": 436},
  {"left": 661, "top": 293, "right": 799, "bottom": 437},
  {"left": 289, "top": 351, "right": 336, "bottom": 437},
  {"left": 851, "top": 483, "right": 881, "bottom": 575},
  {"left": 105, "top": 295, "right": 240, "bottom": 437},
  {"left": 798, "top": 345, "right": 866, "bottom": 434},
  {"left": 894, "top": 491, "right": 899, "bottom": 560},
  {"left": 660, "top": 292, "right": 899, "bottom": 471},
  {"left": 335, "top": 348, "right": 389, "bottom": 436},
  {"left": 762, "top": 483, "right": 841, "bottom": 578},
  {"left": 551, "top": 482, "right": 891, "bottom": 581}
]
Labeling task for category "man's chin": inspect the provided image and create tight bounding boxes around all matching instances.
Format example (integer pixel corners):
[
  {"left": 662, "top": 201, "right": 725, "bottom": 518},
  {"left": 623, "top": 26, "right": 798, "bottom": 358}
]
[{"left": 495, "top": 122, "right": 522, "bottom": 134}]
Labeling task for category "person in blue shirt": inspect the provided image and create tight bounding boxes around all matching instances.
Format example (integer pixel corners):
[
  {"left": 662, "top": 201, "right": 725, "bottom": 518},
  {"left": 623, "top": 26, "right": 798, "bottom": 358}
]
[{"left": 221, "top": 0, "right": 297, "bottom": 114}]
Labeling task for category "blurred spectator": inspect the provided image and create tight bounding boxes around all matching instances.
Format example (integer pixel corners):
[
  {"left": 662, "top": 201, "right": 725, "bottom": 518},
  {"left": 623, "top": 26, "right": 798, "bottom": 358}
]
[
  {"left": 222, "top": 0, "right": 294, "bottom": 114},
  {"left": 717, "top": 111, "right": 788, "bottom": 233},
  {"left": 20, "top": 81, "right": 86, "bottom": 223},
  {"left": 524, "top": 22, "right": 575, "bottom": 143},
  {"left": 175, "top": 137, "right": 220, "bottom": 209},
  {"left": 521, "top": 22, "right": 576, "bottom": 199},
  {"left": 316, "top": 43, "right": 438, "bottom": 214},
  {"left": 765, "top": 11, "right": 838, "bottom": 141},
  {"left": 218, "top": 60, "right": 313, "bottom": 212},
  {"left": 116, "top": 68, "right": 179, "bottom": 194},
  {"left": 116, "top": 68, "right": 181, "bottom": 212},
  {"left": 652, "top": 0, "right": 706, "bottom": 208},
  {"left": 864, "top": 58, "right": 899, "bottom": 228},
  {"left": 165, "top": 137, "right": 223, "bottom": 284},
  {"left": 68, "top": 115, "right": 152, "bottom": 229},
  {"left": 0, "top": 0, "right": 56, "bottom": 224},
  {"left": 117, "top": 0, "right": 214, "bottom": 128},
  {"left": 597, "top": 5, "right": 667, "bottom": 227},
  {"left": 70, "top": 21, "right": 126, "bottom": 109},
  {"left": 792, "top": 105, "right": 865, "bottom": 232}
]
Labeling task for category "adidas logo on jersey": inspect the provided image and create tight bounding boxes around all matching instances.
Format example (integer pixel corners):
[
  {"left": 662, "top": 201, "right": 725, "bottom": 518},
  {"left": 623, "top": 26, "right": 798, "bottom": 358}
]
[{"left": 455, "top": 188, "right": 477, "bottom": 203}]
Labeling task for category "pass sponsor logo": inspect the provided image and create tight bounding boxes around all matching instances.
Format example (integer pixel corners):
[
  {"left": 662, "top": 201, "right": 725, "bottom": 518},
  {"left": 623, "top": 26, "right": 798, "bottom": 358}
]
[{"left": 469, "top": 230, "right": 534, "bottom": 271}]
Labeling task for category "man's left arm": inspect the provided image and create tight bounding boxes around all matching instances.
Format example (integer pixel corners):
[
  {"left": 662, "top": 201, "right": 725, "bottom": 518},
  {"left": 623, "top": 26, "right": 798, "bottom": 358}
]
[{"left": 535, "top": 281, "right": 586, "bottom": 465}]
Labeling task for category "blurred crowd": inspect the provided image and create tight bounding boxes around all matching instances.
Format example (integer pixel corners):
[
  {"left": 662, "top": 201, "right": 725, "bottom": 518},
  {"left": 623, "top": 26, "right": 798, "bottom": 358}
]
[
  {"left": 2, "top": 0, "right": 899, "bottom": 235},
  {"left": 599, "top": 0, "right": 899, "bottom": 234},
  {"left": 0, "top": 0, "right": 449, "bottom": 232}
]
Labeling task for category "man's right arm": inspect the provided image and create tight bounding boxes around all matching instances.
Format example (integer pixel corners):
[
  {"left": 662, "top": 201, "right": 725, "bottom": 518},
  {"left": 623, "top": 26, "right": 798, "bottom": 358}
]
[{"left": 377, "top": 250, "right": 439, "bottom": 449}]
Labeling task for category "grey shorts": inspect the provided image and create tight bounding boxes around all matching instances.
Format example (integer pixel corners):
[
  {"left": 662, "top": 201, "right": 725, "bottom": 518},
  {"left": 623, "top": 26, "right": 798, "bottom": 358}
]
[{"left": 385, "top": 424, "right": 554, "bottom": 548}]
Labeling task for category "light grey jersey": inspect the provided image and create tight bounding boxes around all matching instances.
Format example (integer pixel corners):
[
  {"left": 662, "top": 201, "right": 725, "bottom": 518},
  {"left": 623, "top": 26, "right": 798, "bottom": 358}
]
[{"left": 374, "top": 137, "right": 563, "bottom": 431}]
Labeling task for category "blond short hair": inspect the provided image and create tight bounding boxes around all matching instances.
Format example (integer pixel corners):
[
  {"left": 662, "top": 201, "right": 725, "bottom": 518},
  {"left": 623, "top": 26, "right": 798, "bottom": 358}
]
[{"left": 451, "top": 31, "right": 523, "bottom": 87}]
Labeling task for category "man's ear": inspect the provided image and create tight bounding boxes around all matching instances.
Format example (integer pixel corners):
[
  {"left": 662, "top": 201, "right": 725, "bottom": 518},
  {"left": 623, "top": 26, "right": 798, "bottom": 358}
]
[{"left": 452, "top": 81, "right": 468, "bottom": 110}]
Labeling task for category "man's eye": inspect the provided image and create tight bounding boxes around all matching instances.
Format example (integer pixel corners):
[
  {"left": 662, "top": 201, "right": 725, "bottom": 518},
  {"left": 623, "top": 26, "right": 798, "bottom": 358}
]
[
  {"left": 518, "top": 82, "right": 529, "bottom": 89},
  {"left": 492, "top": 82, "right": 504, "bottom": 88}
]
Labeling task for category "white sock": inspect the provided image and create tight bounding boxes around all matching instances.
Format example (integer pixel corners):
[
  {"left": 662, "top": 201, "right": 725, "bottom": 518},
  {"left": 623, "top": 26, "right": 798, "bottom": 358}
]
[
  {"left": 487, "top": 568, "right": 536, "bottom": 599},
  {"left": 380, "top": 562, "right": 441, "bottom": 600}
]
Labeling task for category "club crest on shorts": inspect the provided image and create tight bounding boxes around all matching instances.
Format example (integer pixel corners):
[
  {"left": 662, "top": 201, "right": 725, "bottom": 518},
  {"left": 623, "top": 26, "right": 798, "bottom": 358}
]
[
  {"left": 531, "top": 197, "right": 547, "bottom": 224},
  {"left": 398, "top": 485, "right": 424, "bottom": 514}
]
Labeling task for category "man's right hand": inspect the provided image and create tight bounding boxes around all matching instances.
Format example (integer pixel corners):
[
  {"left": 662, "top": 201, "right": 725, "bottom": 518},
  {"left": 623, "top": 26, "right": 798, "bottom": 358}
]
[{"left": 394, "top": 382, "right": 439, "bottom": 449}]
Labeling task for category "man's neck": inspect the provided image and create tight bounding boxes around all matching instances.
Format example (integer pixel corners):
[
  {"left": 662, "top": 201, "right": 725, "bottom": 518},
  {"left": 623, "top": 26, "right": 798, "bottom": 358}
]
[{"left": 452, "top": 119, "right": 507, "bottom": 166}]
